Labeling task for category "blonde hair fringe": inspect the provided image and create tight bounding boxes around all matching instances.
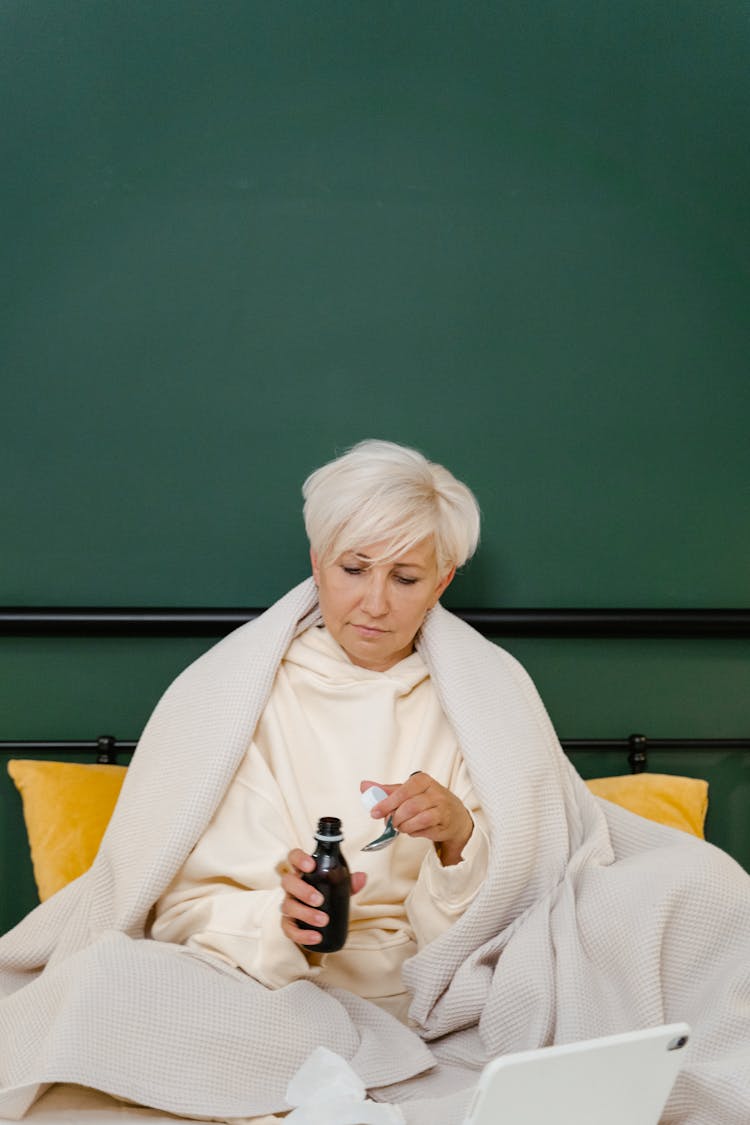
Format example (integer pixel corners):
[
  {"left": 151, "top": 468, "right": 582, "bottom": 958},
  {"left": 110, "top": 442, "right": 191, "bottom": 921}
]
[{"left": 302, "top": 439, "right": 480, "bottom": 575}]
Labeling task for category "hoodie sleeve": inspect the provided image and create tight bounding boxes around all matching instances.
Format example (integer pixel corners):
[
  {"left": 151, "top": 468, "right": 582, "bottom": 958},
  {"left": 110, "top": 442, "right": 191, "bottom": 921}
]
[
  {"left": 149, "top": 744, "right": 319, "bottom": 991},
  {"left": 404, "top": 756, "right": 489, "bottom": 949}
]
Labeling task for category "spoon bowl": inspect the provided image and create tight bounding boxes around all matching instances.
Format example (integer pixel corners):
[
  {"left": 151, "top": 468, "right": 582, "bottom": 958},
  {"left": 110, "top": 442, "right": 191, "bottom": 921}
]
[
  {"left": 361, "top": 816, "right": 399, "bottom": 852},
  {"left": 360, "top": 784, "right": 399, "bottom": 852}
]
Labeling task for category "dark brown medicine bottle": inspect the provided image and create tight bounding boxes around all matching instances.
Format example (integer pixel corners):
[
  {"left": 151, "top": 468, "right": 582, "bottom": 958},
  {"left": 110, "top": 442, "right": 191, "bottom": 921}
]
[{"left": 301, "top": 816, "right": 351, "bottom": 953}]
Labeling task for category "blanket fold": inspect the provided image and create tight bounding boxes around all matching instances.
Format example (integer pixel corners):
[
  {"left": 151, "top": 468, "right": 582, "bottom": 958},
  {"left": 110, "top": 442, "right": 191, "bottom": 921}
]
[{"left": 1, "top": 579, "right": 749, "bottom": 1125}]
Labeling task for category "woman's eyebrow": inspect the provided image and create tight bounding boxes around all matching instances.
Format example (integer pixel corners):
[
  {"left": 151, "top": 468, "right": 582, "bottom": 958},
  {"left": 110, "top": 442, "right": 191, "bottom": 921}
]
[{"left": 348, "top": 553, "right": 426, "bottom": 571}]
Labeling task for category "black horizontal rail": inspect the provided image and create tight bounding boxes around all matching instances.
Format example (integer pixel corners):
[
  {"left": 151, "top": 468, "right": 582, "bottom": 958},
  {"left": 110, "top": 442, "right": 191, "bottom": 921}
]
[
  {"left": 0, "top": 737, "right": 138, "bottom": 763},
  {"left": 1, "top": 734, "right": 748, "bottom": 773},
  {"left": 1, "top": 607, "right": 749, "bottom": 637}
]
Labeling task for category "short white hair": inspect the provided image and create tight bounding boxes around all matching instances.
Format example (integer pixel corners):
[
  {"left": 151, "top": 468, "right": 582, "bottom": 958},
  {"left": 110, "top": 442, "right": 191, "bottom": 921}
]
[{"left": 302, "top": 439, "right": 480, "bottom": 575}]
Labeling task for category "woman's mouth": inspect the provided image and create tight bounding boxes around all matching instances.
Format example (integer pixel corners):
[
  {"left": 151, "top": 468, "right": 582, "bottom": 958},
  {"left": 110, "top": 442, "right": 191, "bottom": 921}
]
[{"left": 353, "top": 624, "right": 386, "bottom": 638}]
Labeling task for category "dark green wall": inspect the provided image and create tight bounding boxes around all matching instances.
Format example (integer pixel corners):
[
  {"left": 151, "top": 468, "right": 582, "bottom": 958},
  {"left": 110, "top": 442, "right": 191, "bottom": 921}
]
[
  {"left": 1, "top": 3, "right": 749, "bottom": 923},
  {"left": 2, "top": 0, "right": 749, "bottom": 608}
]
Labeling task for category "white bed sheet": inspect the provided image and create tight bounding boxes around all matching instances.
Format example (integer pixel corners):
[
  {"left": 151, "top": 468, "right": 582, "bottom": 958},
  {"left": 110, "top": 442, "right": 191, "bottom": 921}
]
[{"left": 0, "top": 1085, "right": 282, "bottom": 1125}]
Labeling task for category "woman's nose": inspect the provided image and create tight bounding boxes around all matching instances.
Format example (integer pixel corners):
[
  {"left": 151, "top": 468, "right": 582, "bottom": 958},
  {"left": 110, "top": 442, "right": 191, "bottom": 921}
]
[{"left": 360, "top": 573, "right": 388, "bottom": 616}]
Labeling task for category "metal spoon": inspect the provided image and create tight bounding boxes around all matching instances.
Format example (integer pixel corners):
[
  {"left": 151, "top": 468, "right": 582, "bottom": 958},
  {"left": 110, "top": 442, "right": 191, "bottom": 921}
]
[{"left": 360, "top": 785, "right": 399, "bottom": 852}]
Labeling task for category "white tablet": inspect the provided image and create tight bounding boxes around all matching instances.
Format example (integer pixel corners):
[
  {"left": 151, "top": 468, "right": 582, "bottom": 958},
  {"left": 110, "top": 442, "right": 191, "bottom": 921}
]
[{"left": 462, "top": 1023, "right": 690, "bottom": 1125}]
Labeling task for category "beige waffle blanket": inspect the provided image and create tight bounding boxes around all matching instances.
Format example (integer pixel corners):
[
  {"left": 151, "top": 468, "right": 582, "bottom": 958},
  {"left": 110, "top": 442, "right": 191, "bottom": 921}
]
[{"left": 1, "top": 579, "right": 749, "bottom": 1124}]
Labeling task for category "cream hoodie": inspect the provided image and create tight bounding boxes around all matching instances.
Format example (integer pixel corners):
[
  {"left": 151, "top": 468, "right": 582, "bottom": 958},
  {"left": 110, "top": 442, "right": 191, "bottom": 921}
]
[{"left": 151, "top": 625, "right": 487, "bottom": 1016}]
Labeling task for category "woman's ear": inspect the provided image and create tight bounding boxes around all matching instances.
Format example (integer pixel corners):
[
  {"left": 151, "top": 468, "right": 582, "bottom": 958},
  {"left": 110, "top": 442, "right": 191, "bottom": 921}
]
[
  {"left": 310, "top": 548, "right": 320, "bottom": 586},
  {"left": 431, "top": 565, "right": 456, "bottom": 606}
]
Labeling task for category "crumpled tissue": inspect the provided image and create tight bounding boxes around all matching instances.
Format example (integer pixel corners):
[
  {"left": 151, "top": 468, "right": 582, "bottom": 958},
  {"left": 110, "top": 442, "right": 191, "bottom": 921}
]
[{"left": 284, "top": 1047, "right": 406, "bottom": 1124}]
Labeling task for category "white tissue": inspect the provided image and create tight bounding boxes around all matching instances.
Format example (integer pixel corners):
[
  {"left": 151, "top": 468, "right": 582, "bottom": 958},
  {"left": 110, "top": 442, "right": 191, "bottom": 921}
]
[{"left": 285, "top": 1047, "right": 405, "bottom": 1125}]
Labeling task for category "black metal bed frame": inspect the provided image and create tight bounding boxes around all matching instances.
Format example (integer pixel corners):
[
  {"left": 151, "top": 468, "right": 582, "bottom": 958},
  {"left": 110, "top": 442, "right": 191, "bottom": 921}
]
[
  {"left": 2, "top": 606, "right": 750, "bottom": 637},
  {"left": 2, "top": 606, "right": 749, "bottom": 772}
]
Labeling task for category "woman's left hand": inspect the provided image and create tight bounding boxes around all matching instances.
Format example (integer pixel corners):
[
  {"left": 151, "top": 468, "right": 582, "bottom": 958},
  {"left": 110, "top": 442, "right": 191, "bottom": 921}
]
[{"left": 360, "top": 772, "right": 473, "bottom": 866}]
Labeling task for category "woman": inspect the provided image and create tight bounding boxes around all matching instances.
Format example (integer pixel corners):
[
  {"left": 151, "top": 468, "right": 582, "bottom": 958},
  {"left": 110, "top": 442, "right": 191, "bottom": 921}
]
[
  {"left": 151, "top": 439, "right": 487, "bottom": 1023},
  {"left": 0, "top": 439, "right": 749, "bottom": 1125}
]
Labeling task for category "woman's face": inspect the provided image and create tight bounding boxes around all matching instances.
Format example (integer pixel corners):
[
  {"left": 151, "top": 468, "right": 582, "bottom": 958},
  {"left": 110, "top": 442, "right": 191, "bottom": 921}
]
[{"left": 311, "top": 538, "right": 455, "bottom": 672}]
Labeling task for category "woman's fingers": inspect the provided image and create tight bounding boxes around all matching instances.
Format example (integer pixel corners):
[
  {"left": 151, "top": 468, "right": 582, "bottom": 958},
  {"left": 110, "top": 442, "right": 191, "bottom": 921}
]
[
  {"left": 370, "top": 771, "right": 439, "bottom": 825},
  {"left": 359, "top": 779, "right": 398, "bottom": 799},
  {"left": 350, "top": 871, "right": 367, "bottom": 895},
  {"left": 279, "top": 847, "right": 367, "bottom": 947},
  {"left": 279, "top": 848, "right": 327, "bottom": 945},
  {"left": 366, "top": 772, "right": 472, "bottom": 849},
  {"left": 287, "top": 847, "right": 316, "bottom": 875},
  {"left": 364, "top": 773, "right": 426, "bottom": 819},
  {"left": 281, "top": 878, "right": 328, "bottom": 937},
  {"left": 281, "top": 916, "right": 323, "bottom": 945}
]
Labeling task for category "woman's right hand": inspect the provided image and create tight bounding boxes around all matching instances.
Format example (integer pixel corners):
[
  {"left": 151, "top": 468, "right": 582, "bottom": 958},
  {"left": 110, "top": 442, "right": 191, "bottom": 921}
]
[{"left": 279, "top": 848, "right": 367, "bottom": 948}]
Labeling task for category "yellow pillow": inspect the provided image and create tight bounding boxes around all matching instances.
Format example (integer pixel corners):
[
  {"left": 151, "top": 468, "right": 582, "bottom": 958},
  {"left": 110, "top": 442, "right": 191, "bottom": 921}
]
[
  {"left": 8, "top": 760, "right": 127, "bottom": 901},
  {"left": 586, "top": 773, "right": 708, "bottom": 838},
  {"left": 6, "top": 760, "right": 709, "bottom": 903}
]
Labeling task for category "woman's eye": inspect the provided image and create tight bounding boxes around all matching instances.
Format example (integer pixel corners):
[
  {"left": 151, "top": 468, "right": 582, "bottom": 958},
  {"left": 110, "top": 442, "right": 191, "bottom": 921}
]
[
  {"left": 342, "top": 566, "right": 362, "bottom": 576},
  {"left": 395, "top": 576, "right": 417, "bottom": 586}
]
